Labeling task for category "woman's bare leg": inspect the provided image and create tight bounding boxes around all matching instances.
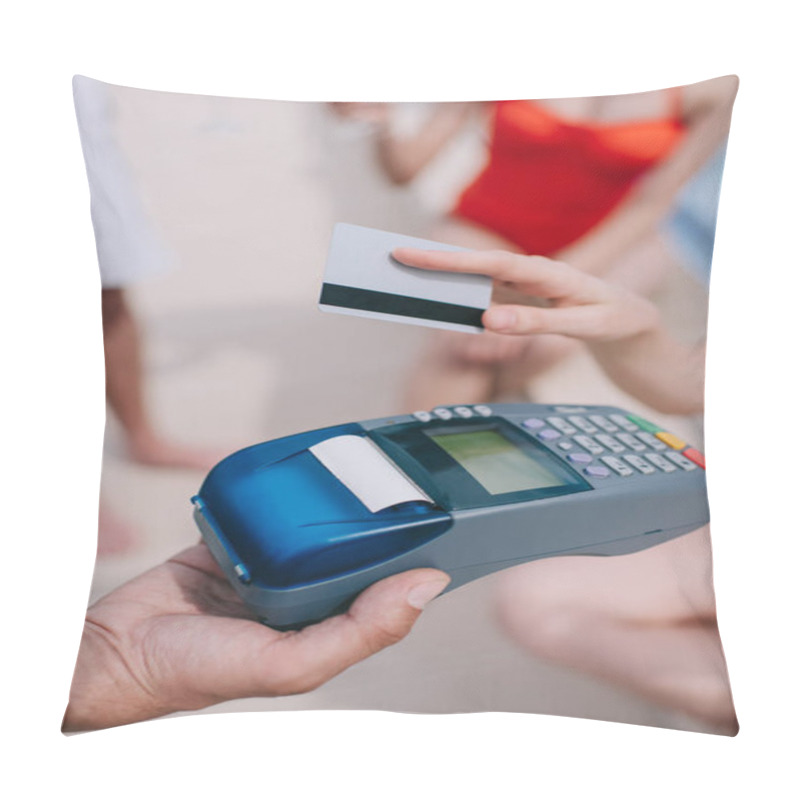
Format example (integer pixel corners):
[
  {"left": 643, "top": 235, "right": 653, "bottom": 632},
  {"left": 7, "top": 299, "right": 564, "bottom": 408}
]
[
  {"left": 600, "top": 229, "right": 678, "bottom": 295},
  {"left": 97, "top": 500, "right": 138, "bottom": 556},
  {"left": 494, "top": 526, "right": 737, "bottom": 732},
  {"left": 102, "top": 288, "right": 222, "bottom": 470},
  {"left": 402, "top": 219, "right": 528, "bottom": 411}
]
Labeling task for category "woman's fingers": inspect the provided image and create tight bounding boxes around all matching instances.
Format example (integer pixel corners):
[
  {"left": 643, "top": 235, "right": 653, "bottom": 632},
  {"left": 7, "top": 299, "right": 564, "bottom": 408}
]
[
  {"left": 392, "top": 247, "right": 593, "bottom": 301},
  {"left": 484, "top": 298, "right": 659, "bottom": 341},
  {"left": 393, "top": 246, "right": 517, "bottom": 275},
  {"left": 393, "top": 247, "right": 660, "bottom": 342},
  {"left": 483, "top": 303, "right": 617, "bottom": 340}
]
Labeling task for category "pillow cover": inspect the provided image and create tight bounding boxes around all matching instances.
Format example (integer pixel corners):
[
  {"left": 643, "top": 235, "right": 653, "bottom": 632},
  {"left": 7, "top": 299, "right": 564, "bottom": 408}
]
[{"left": 64, "top": 74, "right": 738, "bottom": 735}]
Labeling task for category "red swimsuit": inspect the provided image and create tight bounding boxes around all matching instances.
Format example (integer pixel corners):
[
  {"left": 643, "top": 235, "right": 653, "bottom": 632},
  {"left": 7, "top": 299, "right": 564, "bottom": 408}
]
[{"left": 453, "top": 95, "right": 686, "bottom": 255}]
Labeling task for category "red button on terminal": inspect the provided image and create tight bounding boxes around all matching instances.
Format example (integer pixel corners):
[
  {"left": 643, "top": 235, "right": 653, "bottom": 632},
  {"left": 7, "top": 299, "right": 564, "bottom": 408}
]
[{"left": 682, "top": 448, "right": 706, "bottom": 469}]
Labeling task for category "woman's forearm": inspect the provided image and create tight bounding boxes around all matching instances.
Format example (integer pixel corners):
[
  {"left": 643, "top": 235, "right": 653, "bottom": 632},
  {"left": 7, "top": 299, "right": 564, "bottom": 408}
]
[
  {"left": 590, "top": 327, "right": 706, "bottom": 416},
  {"left": 558, "top": 76, "right": 738, "bottom": 277},
  {"left": 374, "top": 102, "right": 474, "bottom": 184}
]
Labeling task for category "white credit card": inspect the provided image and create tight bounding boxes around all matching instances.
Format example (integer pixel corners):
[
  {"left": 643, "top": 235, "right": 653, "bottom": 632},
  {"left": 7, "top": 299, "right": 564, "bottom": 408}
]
[{"left": 318, "top": 223, "right": 491, "bottom": 334}]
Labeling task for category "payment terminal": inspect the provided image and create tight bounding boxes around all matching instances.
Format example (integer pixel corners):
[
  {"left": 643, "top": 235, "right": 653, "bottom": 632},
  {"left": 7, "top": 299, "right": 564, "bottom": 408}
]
[{"left": 192, "top": 403, "right": 708, "bottom": 629}]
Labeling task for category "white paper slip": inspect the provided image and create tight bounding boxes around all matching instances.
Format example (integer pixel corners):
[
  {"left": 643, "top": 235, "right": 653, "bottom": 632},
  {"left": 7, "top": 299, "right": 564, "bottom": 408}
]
[
  {"left": 309, "top": 435, "right": 433, "bottom": 513},
  {"left": 319, "top": 222, "right": 492, "bottom": 334}
]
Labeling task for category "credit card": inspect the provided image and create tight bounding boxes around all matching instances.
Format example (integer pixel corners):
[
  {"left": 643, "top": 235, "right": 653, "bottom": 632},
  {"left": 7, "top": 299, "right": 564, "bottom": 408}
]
[{"left": 319, "top": 223, "right": 491, "bottom": 334}]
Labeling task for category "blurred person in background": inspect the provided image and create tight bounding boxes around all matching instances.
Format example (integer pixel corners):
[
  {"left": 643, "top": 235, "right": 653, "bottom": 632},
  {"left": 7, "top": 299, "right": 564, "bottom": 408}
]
[
  {"left": 74, "top": 76, "right": 221, "bottom": 554},
  {"left": 333, "top": 76, "right": 737, "bottom": 411},
  {"left": 392, "top": 245, "right": 736, "bottom": 733}
]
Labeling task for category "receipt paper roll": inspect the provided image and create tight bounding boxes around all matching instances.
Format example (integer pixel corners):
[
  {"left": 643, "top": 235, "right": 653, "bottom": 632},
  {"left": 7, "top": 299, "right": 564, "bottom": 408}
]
[{"left": 309, "top": 435, "right": 432, "bottom": 513}]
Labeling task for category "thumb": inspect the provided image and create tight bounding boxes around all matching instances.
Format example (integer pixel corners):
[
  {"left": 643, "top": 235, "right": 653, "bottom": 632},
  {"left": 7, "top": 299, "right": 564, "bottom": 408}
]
[
  {"left": 263, "top": 569, "right": 451, "bottom": 694},
  {"left": 483, "top": 303, "right": 609, "bottom": 339},
  {"left": 347, "top": 567, "right": 452, "bottom": 635}
]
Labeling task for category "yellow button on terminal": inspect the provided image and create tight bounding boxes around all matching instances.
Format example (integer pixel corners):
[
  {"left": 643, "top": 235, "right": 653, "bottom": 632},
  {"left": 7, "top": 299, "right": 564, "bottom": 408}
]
[{"left": 655, "top": 431, "right": 686, "bottom": 450}]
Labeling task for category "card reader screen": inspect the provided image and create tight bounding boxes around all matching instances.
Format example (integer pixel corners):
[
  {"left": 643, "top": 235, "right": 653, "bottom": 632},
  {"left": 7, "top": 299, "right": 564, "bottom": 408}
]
[{"left": 429, "top": 429, "right": 566, "bottom": 495}]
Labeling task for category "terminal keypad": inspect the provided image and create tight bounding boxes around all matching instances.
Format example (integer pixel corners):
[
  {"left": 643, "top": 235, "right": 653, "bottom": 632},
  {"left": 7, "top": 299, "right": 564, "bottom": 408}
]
[
  {"left": 595, "top": 434, "right": 625, "bottom": 454},
  {"left": 547, "top": 416, "right": 578, "bottom": 435},
  {"left": 516, "top": 409, "right": 704, "bottom": 481},
  {"left": 411, "top": 405, "right": 705, "bottom": 483},
  {"left": 589, "top": 415, "right": 619, "bottom": 433},
  {"left": 615, "top": 433, "right": 647, "bottom": 452},
  {"left": 568, "top": 416, "right": 599, "bottom": 434},
  {"left": 601, "top": 456, "right": 635, "bottom": 476},
  {"left": 573, "top": 435, "right": 605, "bottom": 455}
]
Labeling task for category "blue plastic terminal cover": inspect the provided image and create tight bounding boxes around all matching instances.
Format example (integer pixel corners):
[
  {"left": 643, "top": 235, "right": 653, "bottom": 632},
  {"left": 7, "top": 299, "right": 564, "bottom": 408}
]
[{"left": 195, "top": 423, "right": 452, "bottom": 588}]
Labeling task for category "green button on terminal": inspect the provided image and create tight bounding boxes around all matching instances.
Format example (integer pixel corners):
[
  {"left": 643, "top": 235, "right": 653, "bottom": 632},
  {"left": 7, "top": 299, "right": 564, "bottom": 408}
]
[{"left": 627, "top": 414, "right": 661, "bottom": 434}]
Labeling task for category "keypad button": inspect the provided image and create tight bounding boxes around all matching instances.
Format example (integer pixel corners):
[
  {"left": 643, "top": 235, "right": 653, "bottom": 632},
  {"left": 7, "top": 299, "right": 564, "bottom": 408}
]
[
  {"left": 596, "top": 434, "right": 625, "bottom": 454},
  {"left": 547, "top": 416, "right": 578, "bottom": 435},
  {"left": 537, "top": 428, "right": 561, "bottom": 441},
  {"left": 413, "top": 411, "right": 433, "bottom": 422},
  {"left": 616, "top": 433, "right": 647, "bottom": 452},
  {"left": 635, "top": 432, "right": 667, "bottom": 451},
  {"left": 666, "top": 452, "right": 698, "bottom": 471},
  {"left": 627, "top": 414, "right": 661, "bottom": 434},
  {"left": 610, "top": 414, "right": 639, "bottom": 432},
  {"left": 645, "top": 453, "right": 677, "bottom": 473},
  {"left": 454, "top": 406, "right": 473, "bottom": 418},
  {"left": 557, "top": 441, "right": 574, "bottom": 451},
  {"left": 623, "top": 455, "right": 657, "bottom": 474},
  {"left": 473, "top": 405, "right": 493, "bottom": 417},
  {"left": 584, "top": 465, "right": 611, "bottom": 478},
  {"left": 656, "top": 431, "right": 686, "bottom": 450},
  {"left": 567, "top": 452, "right": 593, "bottom": 464},
  {"left": 433, "top": 407, "right": 453, "bottom": 420},
  {"left": 522, "top": 417, "right": 546, "bottom": 430},
  {"left": 568, "top": 416, "right": 599, "bottom": 434},
  {"left": 573, "top": 435, "right": 605, "bottom": 455},
  {"left": 600, "top": 456, "right": 635, "bottom": 476},
  {"left": 589, "top": 415, "right": 619, "bottom": 432},
  {"left": 682, "top": 447, "right": 706, "bottom": 469}
]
